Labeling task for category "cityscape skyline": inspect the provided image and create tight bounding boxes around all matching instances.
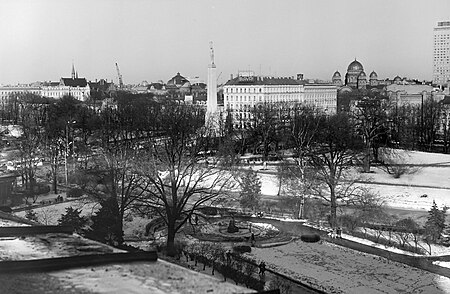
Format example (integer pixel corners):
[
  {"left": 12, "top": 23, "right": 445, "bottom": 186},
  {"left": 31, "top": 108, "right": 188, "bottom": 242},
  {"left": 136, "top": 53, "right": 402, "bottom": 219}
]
[{"left": 1, "top": 0, "right": 450, "bottom": 85}]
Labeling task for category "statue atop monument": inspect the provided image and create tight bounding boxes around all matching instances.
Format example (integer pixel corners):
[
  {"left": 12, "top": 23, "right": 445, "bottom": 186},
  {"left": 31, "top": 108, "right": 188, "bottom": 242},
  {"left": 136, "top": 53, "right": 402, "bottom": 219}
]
[{"left": 209, "top": 41, "right": 215, "bottom": 66}]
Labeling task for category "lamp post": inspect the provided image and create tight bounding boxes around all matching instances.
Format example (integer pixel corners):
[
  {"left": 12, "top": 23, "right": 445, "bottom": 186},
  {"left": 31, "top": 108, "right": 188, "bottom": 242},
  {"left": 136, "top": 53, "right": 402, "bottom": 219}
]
[{"left": 65, "top": 120, "right": 76, "bottom": 185}]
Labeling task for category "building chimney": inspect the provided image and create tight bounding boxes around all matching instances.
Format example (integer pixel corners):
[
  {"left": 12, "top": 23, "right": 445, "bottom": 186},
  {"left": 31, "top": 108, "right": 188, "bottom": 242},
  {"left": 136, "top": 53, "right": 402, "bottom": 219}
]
[{"left": 230, "top": 74, "right": 233, "bottom": 80}]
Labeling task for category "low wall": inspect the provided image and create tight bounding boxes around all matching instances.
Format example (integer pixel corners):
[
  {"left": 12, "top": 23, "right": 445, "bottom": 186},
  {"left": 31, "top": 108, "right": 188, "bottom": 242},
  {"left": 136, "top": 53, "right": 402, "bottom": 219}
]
[
  {"left": 0, "top": 251, "right": 158, "bottom": 273},
  {"left": 0, "top": 225, "right": 74, "bottom": 237}
]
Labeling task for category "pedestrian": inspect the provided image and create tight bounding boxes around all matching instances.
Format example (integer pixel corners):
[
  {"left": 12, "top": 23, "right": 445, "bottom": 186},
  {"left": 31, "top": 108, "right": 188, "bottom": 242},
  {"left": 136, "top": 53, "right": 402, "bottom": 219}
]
[
  {"left": 251, "top": 233, "right": 255, "bottom": 247},
  {"left": 226, "top": 250, "right": 231, "bottom": 265},
  {"left": 259, "top": 261, "right": 266, "bottom": 276},
  {"left": 337, "top": 227, "right": 342, "bottom": 238}
]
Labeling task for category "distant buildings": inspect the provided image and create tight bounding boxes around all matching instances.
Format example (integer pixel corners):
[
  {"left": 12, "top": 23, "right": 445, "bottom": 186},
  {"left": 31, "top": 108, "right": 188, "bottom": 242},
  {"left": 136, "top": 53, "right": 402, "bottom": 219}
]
[
  {"left": 433, "top": 21, "right": 450, "bottom": 86},
  {"left": 332, "top": 59, "right": 393, "bottom": 93},
  {"left": 0, "top": 65, "right": 91, "bottom": 102},
  {"left": 223, "top": 72, "right": 337, "bottom": 129}
]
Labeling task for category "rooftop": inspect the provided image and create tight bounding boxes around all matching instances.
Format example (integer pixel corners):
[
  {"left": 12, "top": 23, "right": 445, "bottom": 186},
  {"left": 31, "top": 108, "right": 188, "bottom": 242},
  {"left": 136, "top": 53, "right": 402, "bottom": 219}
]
[{"left": 0, "top": 215, "right": 254, "bottom": 294}]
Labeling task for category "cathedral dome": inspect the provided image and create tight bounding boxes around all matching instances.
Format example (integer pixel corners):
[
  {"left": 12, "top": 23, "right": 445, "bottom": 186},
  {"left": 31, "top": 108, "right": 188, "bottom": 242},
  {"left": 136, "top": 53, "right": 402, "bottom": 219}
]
[
  {"left": 358, "top": 71, "right": 367, "bottom": 79},
  {"left": 393, "top": 76, "right": 402, "bottom": 82},
  {"left": 347, "top": 59, "right": 364, "bottom": 72},
  {"left": 333, "top": 71, "right": 341, "bottom": 78},
  {"left": 369, "top": 71, "right": 378, "bottom": 79}
]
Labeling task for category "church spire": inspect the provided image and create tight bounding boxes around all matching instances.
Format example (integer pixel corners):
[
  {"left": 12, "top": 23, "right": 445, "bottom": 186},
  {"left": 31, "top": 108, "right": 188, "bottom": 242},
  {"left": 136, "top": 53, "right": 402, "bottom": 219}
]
[{"left": 71, "top": 61, "right": 76, "bottom": 79}]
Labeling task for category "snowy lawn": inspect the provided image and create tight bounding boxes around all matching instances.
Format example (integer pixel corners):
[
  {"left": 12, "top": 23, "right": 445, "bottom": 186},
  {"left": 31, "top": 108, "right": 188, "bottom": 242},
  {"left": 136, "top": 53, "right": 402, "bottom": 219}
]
[
  {"left": 253, "top": 149, "right": 450, "bottom": 211},
  {"left": 15, "top": 199, "right": 99, "bottom": 225},
  {"left": 249, "top": 240, "right": 450, "bottom": 294}
]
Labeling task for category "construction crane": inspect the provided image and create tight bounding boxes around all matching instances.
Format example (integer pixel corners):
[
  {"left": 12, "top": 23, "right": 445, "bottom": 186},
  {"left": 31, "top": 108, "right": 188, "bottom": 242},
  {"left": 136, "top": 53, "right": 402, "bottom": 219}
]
[{"left": 115, "top": 62, "right": 124, "bottom": 89}]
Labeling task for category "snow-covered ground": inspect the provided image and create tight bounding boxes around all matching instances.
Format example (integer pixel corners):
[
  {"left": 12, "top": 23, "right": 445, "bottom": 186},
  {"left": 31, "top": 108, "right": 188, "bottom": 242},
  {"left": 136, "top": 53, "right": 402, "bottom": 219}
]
[
  {"left": 15, "top": 198, "right": 99, "bottom": 225},
  {"left": 253, "top": 149, "right": 450, "bottom": 211},
  {"left": 249, "top": 240, "right": 450, "bottom": 294}
]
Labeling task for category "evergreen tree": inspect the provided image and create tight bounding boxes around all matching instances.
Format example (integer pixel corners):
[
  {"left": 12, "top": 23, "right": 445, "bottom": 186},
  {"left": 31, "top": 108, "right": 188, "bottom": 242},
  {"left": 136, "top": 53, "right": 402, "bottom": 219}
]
[
  {"left": 239, "top": 170, "right": 261, "bottom": 212},
  {"left": 424, "top": 200, "right": 448, "bottom": 242},
  {"left": 25, "top": 209, "right": 38, "bottom": 222},
  {"left": 57, "top": 207, "right": 87, "bottom": 233},
  {"left": 88, "top": 197, "right": 124, "bottom": 245}
]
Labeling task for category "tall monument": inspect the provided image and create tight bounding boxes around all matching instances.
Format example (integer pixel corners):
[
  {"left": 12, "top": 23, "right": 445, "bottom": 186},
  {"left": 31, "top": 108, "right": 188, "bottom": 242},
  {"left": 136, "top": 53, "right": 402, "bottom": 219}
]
[{"left": 206, "top": 41, "right": 218, "bottom": 114}]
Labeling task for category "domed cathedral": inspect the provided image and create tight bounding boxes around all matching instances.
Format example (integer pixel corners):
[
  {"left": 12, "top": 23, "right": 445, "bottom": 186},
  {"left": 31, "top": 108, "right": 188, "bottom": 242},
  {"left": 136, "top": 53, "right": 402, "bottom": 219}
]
[
  {"left": 345, "top": 59, "right": 366, "bottom": 89},
  {"left": 333, "top": 59, "right": 385, "bottom": 93}
]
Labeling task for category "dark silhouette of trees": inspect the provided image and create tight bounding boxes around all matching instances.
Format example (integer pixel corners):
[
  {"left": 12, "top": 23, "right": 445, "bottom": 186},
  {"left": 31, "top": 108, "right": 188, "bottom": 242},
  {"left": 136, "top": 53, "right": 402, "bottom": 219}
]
[
  {"left": 248, "top": 103, "right": 279, "bottom": 161},
  {"left": 351, "top": 96, "right": 391, "bottom": 172},
  {"left": 419, "top": 98, "right": 442, "bottom": 151},
  {"left": 45, "top": 95, "right": 83, "bottom": 192}
]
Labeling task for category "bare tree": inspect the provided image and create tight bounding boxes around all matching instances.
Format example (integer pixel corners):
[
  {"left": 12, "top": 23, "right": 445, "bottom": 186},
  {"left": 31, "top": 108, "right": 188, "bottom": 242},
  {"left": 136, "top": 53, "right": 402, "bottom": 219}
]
[
  {"left": 307, "top": 113, "right": 363, "bottom": 228},
  {"left": 138, "top": 103, "right": 233, "bottom": 256},
  {"left": 351, "top": 96, "right": 391, "bottom": 172}
]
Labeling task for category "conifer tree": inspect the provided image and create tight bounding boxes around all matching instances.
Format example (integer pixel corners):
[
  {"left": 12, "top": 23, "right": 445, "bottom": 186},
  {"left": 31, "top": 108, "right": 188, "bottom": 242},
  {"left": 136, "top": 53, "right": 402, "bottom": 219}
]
[
  {"left": 239, "top": 170, "right": 262, "bottom": 212},
  {"left": 88, "top": 197, "right": 124, "bottom": 245},
  {"left": 58, "top": 207, "right": 87, "bottom": 233},
  {"left": 424, "top": 200, "right": 448, "bottom": 242}
]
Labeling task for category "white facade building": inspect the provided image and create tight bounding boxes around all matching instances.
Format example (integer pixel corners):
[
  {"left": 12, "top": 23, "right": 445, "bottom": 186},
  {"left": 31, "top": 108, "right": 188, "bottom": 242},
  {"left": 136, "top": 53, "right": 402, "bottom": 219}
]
[
  {"left": 223, "top": 75, "right": 337, "bottom": 128},
  {"left": 303, "top": 83, "right": 338, "bottom": 114},
  {"left": 433, "top": 21, "right": 450, "bottom": 86},
  {"left": 0, "top": 85, "right": 41, "bottom": 102}
]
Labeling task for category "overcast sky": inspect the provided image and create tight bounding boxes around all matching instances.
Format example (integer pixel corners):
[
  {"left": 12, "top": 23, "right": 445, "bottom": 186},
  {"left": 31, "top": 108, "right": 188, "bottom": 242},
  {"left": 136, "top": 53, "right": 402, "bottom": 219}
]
[{"left": 1, "top": 0, "right": 450, "bottom": 85}]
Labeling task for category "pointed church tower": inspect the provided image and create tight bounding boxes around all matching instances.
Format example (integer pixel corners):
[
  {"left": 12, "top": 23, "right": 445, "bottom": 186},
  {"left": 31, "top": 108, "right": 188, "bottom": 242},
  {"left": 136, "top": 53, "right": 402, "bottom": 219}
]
[
  {"left": 206, "top": 42, "right": 218, "bottom": 114},
  {"left": 71, "top": 62, "right": 76, "bottom": 79}
]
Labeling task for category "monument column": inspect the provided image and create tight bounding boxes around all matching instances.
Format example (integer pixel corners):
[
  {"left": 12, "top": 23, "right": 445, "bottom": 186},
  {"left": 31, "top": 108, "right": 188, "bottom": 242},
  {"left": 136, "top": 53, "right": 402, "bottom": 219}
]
[{"left": 206, "top": 42, "right": 218, "bottom": 115}]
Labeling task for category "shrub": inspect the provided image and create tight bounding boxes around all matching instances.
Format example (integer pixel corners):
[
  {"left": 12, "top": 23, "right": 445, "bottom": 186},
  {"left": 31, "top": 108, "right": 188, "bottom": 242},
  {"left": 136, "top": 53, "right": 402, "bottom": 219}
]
[
  {"left": 338, "top": 214, "right": 360, "bottom": 232},
  {"left": 25, "top": 209, "right": 38, "bottom": 222},
  {"left": 233, "top": 244, "right": 252, "bottom": 253},
  {"left": 199, "top": 206, "right": 218, "bottom": 215},
  {"left": 300, "top": 234, "right": 321, "bottom": 243},
  {"left": 67, "top": 188, "right": 83, "bottom": 198},
  {"left": 32, "top": 183, "right": 50, "bottom": 195}
]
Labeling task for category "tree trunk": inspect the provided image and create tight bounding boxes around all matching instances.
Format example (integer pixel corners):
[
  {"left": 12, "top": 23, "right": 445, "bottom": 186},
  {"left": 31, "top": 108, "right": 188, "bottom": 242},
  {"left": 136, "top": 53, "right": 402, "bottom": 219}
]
[
  {"left": 51, "top": 161, "right": 58, "bottom": 194},
  {"left": 166, "top": 221, "right": 177, "bottom": 257},
  {"left": 363, "top": 143, "right": 371, "bottom": 173},
  {"left": 330, "top": 185, "right": 337, "bottom": 228}
]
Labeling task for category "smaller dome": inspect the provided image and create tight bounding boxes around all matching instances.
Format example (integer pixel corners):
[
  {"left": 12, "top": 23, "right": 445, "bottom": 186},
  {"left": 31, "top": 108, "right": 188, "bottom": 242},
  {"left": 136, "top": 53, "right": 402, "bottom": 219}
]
[
  {"left": 369, "top": 71, "right": 378, "bottom": 78},
  {"left": 393, "top": 76, "right": 402, "bottom": 82},
  {"left": 333, "top": 71, "right": 341, "bottom": 78},
  {"left": 358, "top": 71, "right": 367, "bottom": 79}
]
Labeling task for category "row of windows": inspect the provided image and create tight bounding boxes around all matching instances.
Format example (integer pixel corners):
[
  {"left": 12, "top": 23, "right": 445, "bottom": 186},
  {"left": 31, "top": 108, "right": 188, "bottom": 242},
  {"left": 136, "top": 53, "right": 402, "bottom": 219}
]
[{"left": 224, "top": 86, "right": 301, "bottom": 94}]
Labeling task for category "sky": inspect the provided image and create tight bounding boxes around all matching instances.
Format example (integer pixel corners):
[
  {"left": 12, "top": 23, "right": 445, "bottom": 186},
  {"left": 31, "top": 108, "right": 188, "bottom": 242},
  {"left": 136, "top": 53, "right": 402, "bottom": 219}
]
[{"left": 1, "top": 0, "right": 450, "bottom": 85}]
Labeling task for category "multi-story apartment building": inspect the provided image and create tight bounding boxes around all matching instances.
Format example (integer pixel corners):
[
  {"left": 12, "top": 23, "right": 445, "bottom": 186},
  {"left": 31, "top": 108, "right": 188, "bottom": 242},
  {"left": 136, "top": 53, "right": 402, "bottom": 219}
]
[
  {"left": 0, "top": 66, "right": 91, "bottom": 102},
  {"left": 223, "top": 73, "right": 337, "bottom": 129},
  {"left": 0, "top": 85, "right": 41, "bottom": 102},
  {"left": 40, "top": 77, "right": 90, "bottom": 101},
  {"left": 433, "top": 21, "right": 450, "bottom": 86},
  {"left": 303, "top": 83, "right": 337, "bottom": 114}
]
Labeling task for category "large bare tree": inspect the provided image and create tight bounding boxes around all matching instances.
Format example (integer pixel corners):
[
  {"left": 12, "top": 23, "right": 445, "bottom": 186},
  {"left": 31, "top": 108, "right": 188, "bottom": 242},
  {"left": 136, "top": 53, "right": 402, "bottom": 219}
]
[
  {"left": 307, "top": 113, "right": 363, "bottom": 228},
  {"left": 351, "top": 96, "right": 391, "bottom": 172},
  {"left": 138, "top": 103, "right": 233, "bottom": 255}
]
